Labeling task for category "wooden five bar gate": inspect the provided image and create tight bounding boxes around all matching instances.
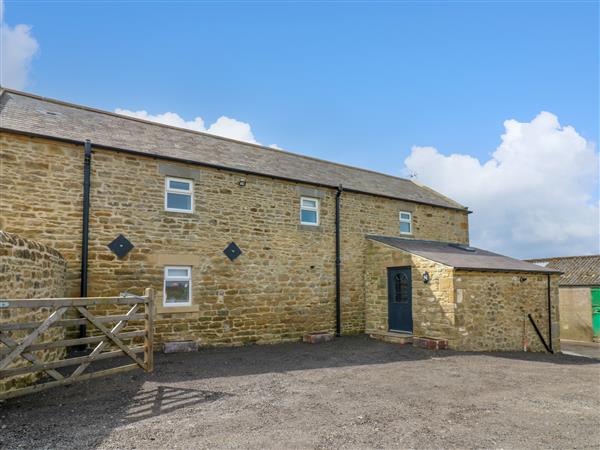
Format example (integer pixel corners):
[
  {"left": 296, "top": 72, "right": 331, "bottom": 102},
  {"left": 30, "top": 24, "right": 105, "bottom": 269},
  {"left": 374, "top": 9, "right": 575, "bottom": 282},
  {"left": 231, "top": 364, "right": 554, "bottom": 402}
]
[{"left": 0, "top": 288, "right": 155, "bottom": 400}]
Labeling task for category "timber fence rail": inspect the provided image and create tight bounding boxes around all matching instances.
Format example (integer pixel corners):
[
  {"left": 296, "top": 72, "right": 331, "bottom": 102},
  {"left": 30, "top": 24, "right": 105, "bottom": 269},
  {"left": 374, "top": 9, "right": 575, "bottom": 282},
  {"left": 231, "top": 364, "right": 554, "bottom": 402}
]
[{"left": 0, "top": 288, "right": 155, "bottom": 400}]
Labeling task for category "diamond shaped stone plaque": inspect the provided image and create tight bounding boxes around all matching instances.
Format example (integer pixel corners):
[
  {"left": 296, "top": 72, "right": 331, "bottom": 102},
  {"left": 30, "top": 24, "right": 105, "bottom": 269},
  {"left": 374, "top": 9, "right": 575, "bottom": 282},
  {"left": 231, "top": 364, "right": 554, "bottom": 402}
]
[
  {"left": 223, "top": 242, "right": 242, "bottom": 261},
  {"left": 108, "top": 234, "right": 134, "bottom": 259}
]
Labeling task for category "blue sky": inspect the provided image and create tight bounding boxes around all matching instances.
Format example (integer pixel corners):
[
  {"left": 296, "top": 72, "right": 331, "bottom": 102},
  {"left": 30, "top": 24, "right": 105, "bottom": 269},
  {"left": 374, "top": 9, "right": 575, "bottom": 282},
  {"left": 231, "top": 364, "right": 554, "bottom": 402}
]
[{"left": 2, "top": 1, "right": 599, "bottom": 257}]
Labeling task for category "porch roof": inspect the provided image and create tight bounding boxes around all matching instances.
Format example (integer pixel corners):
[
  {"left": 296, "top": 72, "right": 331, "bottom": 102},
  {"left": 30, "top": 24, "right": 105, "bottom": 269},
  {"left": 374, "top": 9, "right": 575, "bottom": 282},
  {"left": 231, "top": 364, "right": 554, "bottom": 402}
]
[{"left": 366, "top": 236, "right": 562, "bottom": 274}]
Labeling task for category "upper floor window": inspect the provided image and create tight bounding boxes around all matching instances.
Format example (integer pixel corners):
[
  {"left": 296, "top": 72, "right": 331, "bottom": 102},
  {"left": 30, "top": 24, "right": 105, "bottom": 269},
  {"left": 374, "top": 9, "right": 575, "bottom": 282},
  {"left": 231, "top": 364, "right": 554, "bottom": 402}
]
[
  {"left": 165, "top": 177, "right": 193, "bottom": 213},
  {"left": 164, "top": 266, "right": 192, "bottom": 307},
  {"left": 300, "top": 197, "right": 319, "bottom": 226},
  {"left": 399, "top": 211, "right": 412, "bottom": 234}
]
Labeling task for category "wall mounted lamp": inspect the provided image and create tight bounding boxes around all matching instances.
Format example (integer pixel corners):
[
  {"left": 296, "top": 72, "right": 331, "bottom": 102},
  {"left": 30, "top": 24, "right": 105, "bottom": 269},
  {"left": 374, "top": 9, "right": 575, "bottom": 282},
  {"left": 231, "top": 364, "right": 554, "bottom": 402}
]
[{"left": 423, "top": 271, "right": 430, "bottom": 284}]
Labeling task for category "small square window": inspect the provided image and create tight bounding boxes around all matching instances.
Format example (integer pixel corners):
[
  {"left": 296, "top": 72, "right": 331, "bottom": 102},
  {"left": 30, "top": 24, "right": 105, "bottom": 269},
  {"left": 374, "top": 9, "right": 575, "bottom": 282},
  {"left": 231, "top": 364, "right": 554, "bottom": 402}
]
[
  {"left": 300, "top": 196, "right": 319, "bottom": 225},
  {"left": 164, "top": 266, "right": 191, "bottom": 307},
  {"left": 165, "top": 177, "right": 193, "bottom": 213},
  {"left": 399, "top": 211, "right": 412, "bottom": 234}
]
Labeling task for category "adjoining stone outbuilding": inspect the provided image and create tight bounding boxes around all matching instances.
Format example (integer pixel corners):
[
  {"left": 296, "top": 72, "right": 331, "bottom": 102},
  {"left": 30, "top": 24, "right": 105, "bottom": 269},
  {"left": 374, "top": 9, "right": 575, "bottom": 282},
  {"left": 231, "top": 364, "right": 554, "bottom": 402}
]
[
  {"left": 527, "top": 256, "right": 600, "bottom": 343},
  {"left": 0, "top": 88, "right": 561, "bottom": 352},
  {"left": 365, "top": 236, "right": 560, "bottom": 351}
]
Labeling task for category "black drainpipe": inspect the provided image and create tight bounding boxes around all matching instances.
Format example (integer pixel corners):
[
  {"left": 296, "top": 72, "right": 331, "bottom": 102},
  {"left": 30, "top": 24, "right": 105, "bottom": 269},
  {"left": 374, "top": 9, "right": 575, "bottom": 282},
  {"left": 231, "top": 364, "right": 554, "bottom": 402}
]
[
  {"left": 79, "top": 139, "right": 92, "bottom": 339},
  {"left": 335, "top": 184, "right": 343, "bottom": 337},
  {"left": 547, "top": 274, "right": 553, "bottom": 353}
]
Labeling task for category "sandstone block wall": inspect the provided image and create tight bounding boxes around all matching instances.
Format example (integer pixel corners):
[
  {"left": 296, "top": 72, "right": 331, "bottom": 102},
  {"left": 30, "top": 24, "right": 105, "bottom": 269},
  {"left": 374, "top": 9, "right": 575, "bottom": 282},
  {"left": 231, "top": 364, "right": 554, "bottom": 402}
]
[
  {"left": 0, "top": 231, "right": 67, "bottom": 393},
  {"left": 1, "top": 132, "right": 469, "bottom": 347},
  {"left": 557, "top": 287, "right": 593, "bottom": 342},
  {"left": 339, "top": 192, "right": 467, "bottom": 334},
  {"left": 365, "top": 241, "right": 456, "bottom": 343},
  {"left": 364, "top": 240, "right": 560, "bottom": 352},
  {"left": 454, "top": 271, "right": 560, "bottom": 352}
]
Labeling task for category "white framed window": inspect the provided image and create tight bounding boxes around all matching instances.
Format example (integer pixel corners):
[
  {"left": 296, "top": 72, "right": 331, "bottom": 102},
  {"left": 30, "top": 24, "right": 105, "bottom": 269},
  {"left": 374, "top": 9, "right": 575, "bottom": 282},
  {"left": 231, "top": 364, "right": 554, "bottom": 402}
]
[
  {"left": 165, "top": 177, "right": 193, "bottom": 213},
  {"left": 163, "top": 266, "right": 192, "bottom": 307},
  {"left": 399, "top": 211, "right": 412, "bottom": 234},
  {"left": 300, "top": 197, "right": 319, "bottom": 226}
]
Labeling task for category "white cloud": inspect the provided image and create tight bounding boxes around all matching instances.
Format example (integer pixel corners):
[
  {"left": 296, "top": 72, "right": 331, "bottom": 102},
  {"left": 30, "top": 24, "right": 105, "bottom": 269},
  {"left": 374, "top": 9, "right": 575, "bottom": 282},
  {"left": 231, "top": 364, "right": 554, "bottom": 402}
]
[
  {"left": 404, "top": 112, "right": 599, "bottom": 259},
  {"left": 206, "top": 115, "right": 257, "bottom": 144},
  {"left": 0, "top": 0, "right": 39, "bottom": 89},
  {"left": 114, "top": 109, "right": 206, "bottom": 132},
  {"left": 114, "top": 108, "right": 260, "bottom": 145}
]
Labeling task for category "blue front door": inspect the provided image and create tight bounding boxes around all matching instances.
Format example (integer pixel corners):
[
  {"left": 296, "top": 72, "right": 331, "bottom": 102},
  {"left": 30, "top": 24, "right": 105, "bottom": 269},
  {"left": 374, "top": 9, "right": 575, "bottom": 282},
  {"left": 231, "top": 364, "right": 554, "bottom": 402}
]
[{"left": 387, "top": 267, "right": 413, "bottom": 333}]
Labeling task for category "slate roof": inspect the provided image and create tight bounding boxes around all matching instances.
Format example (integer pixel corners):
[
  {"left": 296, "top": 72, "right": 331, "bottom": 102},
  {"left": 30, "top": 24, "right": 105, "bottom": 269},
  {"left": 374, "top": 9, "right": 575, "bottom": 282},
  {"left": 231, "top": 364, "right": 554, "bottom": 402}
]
[
  {"left": 525, "top": 256, "right": 600, "bottom": 286},
  {"left": 366, "top": 235, "right": 562, "bottom": 274},
  {"left": 0, "top": 89, "right": 466, "bottom": 211}
]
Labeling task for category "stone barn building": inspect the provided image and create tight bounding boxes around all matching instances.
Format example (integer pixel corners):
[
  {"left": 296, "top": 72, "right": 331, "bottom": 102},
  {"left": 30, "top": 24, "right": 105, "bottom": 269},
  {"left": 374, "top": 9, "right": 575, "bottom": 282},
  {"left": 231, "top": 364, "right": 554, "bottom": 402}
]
[
  {"left": 527, "top": 256, "right": 600, "bottom": 343},
  {"left": 0, "top": 89, "right": 560, "bottom": 352}
]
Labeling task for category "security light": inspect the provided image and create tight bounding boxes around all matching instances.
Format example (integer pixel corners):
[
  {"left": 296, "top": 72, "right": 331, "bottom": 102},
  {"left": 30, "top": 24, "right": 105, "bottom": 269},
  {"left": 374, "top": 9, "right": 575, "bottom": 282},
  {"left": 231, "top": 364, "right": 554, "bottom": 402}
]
[{"left": 423, "top": 271, "right": 430, "bottom": 284}]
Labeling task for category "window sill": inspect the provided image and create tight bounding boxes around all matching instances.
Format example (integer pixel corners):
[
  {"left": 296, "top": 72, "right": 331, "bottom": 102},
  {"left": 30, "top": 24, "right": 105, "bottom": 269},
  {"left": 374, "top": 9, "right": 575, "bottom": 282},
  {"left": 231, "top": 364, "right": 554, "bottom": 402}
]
[
  {"left": 164, "top": 209, "right": 194, "bottom": 214},
  {"left": 298, "top": 224, "right": 322, "bottom": 232},
  {"left": 156, "top": 304, "right": 199, "bottom": 314},
  {"left": 160, "top": 210, "right": 197, "bottom": 218}
]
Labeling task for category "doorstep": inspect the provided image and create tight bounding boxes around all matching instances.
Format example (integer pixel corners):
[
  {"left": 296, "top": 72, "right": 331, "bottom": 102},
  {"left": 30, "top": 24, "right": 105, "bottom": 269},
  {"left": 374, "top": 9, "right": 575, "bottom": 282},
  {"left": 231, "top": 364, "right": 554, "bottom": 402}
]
[{"left": 368, "top": 330, "right": 413, "bottom": 345}]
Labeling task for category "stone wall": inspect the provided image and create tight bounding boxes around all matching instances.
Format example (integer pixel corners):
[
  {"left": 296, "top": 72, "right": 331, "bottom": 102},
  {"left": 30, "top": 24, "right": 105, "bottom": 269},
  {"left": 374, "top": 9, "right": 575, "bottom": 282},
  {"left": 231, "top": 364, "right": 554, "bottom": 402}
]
[
  {"left": 0, "top": 231, "right": 67, "bottom": 392},
  {"left": 365, "top": 240, "right": 456, "bottom": 342},
  {"left": 454, "top": 271, "right": 560, "bottom": 352},
  {"left": 558, "top": 287, "right": 593, "bottom": 342},
  {"left": 0, "top": 136, "right": 84, "bottom": 295},
  {"left": 339, "top": 191, "right": 468, "bottom": 334},
  {"left": 364, "top": 240, "right": 561, "bottom": 352},
  {"left": 1, "top": 132, "right": 469, "bottom": 346}
]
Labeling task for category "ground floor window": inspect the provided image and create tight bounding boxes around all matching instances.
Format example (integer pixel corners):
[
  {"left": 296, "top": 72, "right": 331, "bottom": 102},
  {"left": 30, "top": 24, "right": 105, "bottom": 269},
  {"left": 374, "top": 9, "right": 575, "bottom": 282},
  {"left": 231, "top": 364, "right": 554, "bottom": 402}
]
[{"left": 163, "top": 266, "right": 192, "bottom": 307}]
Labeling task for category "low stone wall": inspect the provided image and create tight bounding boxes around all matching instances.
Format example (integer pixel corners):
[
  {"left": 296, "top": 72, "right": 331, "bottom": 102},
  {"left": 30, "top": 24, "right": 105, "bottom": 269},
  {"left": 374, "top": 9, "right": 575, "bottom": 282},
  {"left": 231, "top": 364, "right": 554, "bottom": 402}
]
[{"left": 0, "top": 231, "right": 68, "bottom": 393}]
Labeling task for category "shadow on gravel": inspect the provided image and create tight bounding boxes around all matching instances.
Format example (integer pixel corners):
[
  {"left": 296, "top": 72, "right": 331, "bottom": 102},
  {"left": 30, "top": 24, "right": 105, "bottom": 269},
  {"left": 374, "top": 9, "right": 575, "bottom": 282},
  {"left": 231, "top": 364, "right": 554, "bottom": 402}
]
[
  {"left": 1, "top": 335, "right": 597, "bottom": 449},
  {"left": 0, "top": 377, "right": 231, "bottom": 449},
  {"left": 122, "top": 385, "right": 232, "bottom": 425},
  {"left": 153, "top": 334, "right": 598, "bottom": 383}
]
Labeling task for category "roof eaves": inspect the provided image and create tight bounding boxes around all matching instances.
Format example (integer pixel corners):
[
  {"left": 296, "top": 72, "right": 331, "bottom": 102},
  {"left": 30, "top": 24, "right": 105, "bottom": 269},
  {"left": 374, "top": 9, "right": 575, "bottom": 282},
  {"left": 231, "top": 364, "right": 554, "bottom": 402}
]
[
  {"left": 454, "top": 266, "right": 563, "bottom": 275},
  {"left": 0, "top": 126, "right": 470, "bottom": 212},
  {"left": 365, "top": 235, "right": 456, "bottom": 268},
  {"left": 0, "top": 88, "right": 468, "bottom": 212},
  {"left": 365, "top": 235, "right": 562, "bottom": 274},
  {"left": 526, "top": 255, "right": 600, "bottom": 262}
]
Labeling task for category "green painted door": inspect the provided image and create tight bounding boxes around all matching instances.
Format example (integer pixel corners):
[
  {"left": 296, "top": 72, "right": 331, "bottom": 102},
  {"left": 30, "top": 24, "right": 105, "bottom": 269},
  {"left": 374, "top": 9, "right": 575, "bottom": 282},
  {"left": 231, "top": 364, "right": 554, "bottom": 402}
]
[{"left": 592, "top": 288, "right": 600, "bottom": 338}]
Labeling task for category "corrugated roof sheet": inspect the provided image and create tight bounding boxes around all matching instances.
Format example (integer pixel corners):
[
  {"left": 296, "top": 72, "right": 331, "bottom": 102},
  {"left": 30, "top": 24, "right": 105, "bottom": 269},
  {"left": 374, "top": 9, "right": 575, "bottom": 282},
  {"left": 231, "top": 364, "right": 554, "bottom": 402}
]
[
  {"left": 525, "top": 256, "right": 600, "bottom": 286},
  {"left": 0, "top": 89, "right": 466, "bottom": 210},
  {"left": 367, "top": 235, "right": 561, "bottom": 274}
]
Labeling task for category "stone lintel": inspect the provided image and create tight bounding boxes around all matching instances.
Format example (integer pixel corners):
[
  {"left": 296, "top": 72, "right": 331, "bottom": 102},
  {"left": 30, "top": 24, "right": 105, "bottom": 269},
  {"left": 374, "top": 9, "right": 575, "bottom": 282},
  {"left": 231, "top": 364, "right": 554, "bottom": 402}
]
[{"left": 158, "top": 163, "right": 202, "bottom": 180}]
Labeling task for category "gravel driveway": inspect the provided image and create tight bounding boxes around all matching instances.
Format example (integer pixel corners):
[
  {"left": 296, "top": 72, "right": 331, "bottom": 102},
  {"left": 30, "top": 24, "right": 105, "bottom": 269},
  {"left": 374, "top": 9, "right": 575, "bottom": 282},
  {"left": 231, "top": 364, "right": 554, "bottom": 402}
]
[{"left": 1, "top": 336, "right": 599, "bottom": 449}]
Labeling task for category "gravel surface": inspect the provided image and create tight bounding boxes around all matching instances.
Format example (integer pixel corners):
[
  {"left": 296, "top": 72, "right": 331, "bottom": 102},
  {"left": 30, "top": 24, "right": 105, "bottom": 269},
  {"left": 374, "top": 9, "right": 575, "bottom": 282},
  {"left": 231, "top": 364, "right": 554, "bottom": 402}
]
[{"left": 1, "top": 336, "right": 599, "bottom": 449}]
